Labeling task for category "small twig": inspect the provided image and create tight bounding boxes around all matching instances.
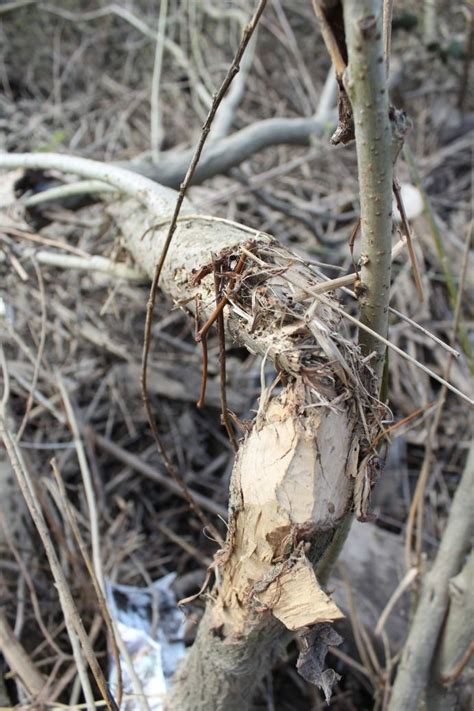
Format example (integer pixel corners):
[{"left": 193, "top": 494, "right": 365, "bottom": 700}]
[
  {"left": 403, "top": 143, "right": 473, "bottom": 368},
  {"left": 315, "top": 66, "right": 338, "bottom": 120},
  {"left": 0, "top": 517, "right": 65, "bottom": 658},
  {"left": 196, "top": 330, "right": 209, "bottom": 410},
  {"left": 50, "top": 460, "right": 125, "bottom": 710},
  {"left": 22, "top": 180, "right": 116, "bottom": 207},
  {"left": 403, "top": 143, "right": 474, "bottom": 373},
  {"left": 17, "top": 258, "right": 46, "bottom": 440},
  {"left": 457, "top": 5, "right": 474, "bottom": 109},
  {"left": 33, "top": 250, "right": 146, "bottom": 282},
  {"left": 440, "top": 641, "right": 474, "bottom": 686},
  {"left": 150, "top": 0, "right": 168, "bottom": 161},
  {"left": 194, "top": 294, "right": 209, "bottom": 408},
  {"left": 0, "top": 422, "right": 117, "bottom": 711},
  {"left": 290, "top": 261, "right": 471, "bottom": 404},
  {"left": 327, "top": 302, "right": 473, "bottom": 406},
  {"left": 405, "top": 222, "right": 473, "bottom": 568},
  {"left": 213, "top": 261, "right": 238, "bottom": 451},
  {"left": 196, "top": 248, "right": 249, "bottom": 342},
  {"left": 3, "top": 224, "right": 90, "bottom": 257},
  {"left": 140, "top": 213, "right": 270, "bottom": 240},
  {"left": 1, "top": 348, "right": 10, "bottom": 413},
  {"left": 383, "top": 0, "right": 394, "bottom": 74},
  {"left": 91, "top": 431, "right": 227, "bottom": 520},
  {"left": 375, "top": 567, "right": 418, "bottom": 637},
  {"left": 311, "top": 1, "right": 346, "bottom": 77},
  {"left": 388, "top": 307, "right": 460, "bottom": 359},
  {"left": 57, "top": 375, "right": 104, "bottom": 594},
  {"left": 156, "top": 520, "right": 212, "bottom": 567},
  {"left": 340, "top": 565, "right": 381, "bottom": 686},
  {"left": 388, "top": 442, "right": 474, "bottom": 710},
  {"left": 392, "top": 179, "right": 424, "bottom": 302},
  {"left": 370, "top": 402, "right": 436, "bottom": 450},
  {"left": 0, "top": 611, "right": 47, "bottom": 697}
]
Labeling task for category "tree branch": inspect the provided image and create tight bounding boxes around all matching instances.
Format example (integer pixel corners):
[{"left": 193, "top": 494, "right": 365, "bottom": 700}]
[
  {"left": 126, "top": 115, "right": 330, "bottom": 188},
  {"left": 343, "top": 0, "right": 393, "bottom": 384},
  {"left": 388, "top": 441, "right": 474, "bottom": 710},
  {"left": 426, "top": 548, "right": 474, "bottom": 709}
]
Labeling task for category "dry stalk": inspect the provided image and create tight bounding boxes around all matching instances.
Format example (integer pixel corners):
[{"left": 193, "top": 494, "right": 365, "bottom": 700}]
[
  {"left": 16, "top": 257, "right": 46, "bottom": 440},
  {"left": 405, "top": 223, "right": 473, "bottom": 568},
  {"left": 50, "top": 460, "right": 136, "bottom": 711},
  {"left": 0, "top": 611, "right": 47, "bottom": 698},
  {"left": 150, "top": 0, "right": 168, "bottom": 161},
  {"left": 140, "top": 0, "right": 267, "bottom": 543},
  {"left": 0, "top": 421, "right": 118, "bottom": 711}
]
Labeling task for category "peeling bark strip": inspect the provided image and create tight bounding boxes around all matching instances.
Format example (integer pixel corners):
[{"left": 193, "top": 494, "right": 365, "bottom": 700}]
[
  {"left": 115, "top": 202, "right": 371, "bottom": 392},
  {"left": 215, "top": 382, "right": 353, "bottom": 630}
]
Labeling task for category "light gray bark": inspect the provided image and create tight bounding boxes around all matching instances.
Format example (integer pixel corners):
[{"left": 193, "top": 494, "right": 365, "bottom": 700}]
[
  {"left": 388, "top": 442, "right": 474, "bottom": 710},
  {"left": 124, "top": 116, "right": 330, "bottom": 188},
  {"left": 426, "top": 549, "right": 474, "bottom": 711}
]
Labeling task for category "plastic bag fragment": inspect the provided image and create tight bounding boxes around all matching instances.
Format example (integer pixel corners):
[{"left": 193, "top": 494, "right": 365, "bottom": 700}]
[{"left": 106, "top": 573, "right": 185, "bottom": 710}]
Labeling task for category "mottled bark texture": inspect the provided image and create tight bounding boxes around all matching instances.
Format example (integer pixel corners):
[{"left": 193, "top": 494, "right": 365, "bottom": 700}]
[{"left": 343, "top": 0, "right": 393, "bottom": 383}]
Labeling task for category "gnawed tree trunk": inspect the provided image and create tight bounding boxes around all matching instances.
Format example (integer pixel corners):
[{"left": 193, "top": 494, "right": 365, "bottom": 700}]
[
  {"left": 108, "top": 195, "right": 380, "bottom": 708},
  {"left": 0, "top": 0, "right": 393, "bottom": 696},
  {"left": 163, "top": 383, "right": 358, "bottom": 709},
  {"left": 0, "top": 150, "right": 383, "bottom": 706}
]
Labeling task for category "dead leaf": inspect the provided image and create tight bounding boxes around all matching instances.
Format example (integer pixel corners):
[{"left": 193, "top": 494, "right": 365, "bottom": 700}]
[{"left": 297, "top": 623, "right": 343, "bottom": 703}]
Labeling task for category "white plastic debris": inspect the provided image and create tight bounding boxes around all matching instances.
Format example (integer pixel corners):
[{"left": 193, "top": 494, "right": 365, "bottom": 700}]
[
  {"left": 106, "top": 573, "right": 186, "bottom": 710},
  {"left": 393, "top": 183, "right": 424, "bottom": 223}
]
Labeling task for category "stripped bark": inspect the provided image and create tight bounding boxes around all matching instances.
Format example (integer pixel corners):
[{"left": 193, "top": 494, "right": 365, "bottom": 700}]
[
  {"left": 111, "top": 187, "right": 381, "bottom": 708},
  {"left": 164, "top": 383, "right": 359, "bottom": 710}
]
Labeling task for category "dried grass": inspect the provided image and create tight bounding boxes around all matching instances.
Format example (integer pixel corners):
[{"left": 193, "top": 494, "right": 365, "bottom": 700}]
[{"left": 0, "top": 1, "right": 472, "bottom": 709}]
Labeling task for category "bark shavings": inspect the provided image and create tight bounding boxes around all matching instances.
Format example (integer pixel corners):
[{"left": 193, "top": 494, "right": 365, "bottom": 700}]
[{"left": 212, "top": 378, "right": 359, "bottom": 638}]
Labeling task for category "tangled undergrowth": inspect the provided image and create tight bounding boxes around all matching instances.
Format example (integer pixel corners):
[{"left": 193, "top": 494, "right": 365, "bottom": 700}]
[{"left": 0, "top": 1, "right": 472, "bottom": 709}]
